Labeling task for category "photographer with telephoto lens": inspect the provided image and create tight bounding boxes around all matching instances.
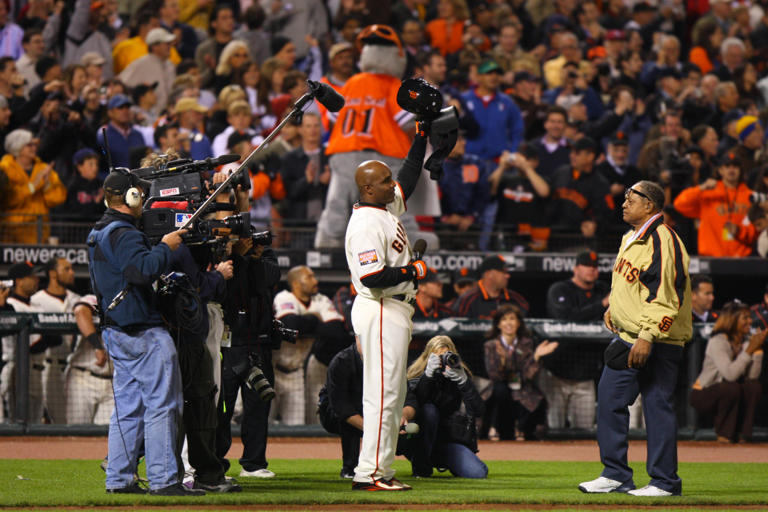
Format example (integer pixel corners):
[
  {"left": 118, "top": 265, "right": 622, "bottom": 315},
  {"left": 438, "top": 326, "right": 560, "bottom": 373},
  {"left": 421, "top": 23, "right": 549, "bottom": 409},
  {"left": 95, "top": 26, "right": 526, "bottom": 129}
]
[
  {"left": 401, "top": 335, "right": 488, "bottom": 479},
  {"left": 215, "top": 228, "right": 282, "bottom": 479}
]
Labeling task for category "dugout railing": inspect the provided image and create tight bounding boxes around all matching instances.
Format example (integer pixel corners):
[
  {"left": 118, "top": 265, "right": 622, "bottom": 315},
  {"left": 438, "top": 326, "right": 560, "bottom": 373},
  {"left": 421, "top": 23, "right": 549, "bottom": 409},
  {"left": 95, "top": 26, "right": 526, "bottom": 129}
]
[{"left": 2, "top": 312, "right": 753, "bottom": 441}]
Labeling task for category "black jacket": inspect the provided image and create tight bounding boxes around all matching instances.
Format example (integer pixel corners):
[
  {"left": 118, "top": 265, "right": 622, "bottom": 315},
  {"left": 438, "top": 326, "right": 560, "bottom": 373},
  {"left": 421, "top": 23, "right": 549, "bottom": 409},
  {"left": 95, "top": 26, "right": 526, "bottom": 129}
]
[{"left": 222, "top": 247, "right": 281, "bottom": 347}]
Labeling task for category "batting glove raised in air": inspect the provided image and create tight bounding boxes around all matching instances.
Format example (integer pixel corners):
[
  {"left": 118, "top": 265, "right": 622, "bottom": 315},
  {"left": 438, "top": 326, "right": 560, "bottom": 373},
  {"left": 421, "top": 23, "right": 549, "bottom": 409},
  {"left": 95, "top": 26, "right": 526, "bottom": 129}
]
[
  {"left": 410, "top": 260, "right": 428, "bottom": 279},
  {"left": 425, "top": 353, "right": 441, "bottom": 378}
]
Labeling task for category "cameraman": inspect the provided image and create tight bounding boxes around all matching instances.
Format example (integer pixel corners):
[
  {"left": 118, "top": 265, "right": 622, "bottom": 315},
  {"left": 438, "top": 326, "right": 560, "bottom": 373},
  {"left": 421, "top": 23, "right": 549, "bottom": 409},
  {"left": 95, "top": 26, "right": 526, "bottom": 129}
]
[
  {"left": 215, "top": 235, "right": 281, "bottom": 479},
  {"left": 86, "top": 170, "right": 198, "bottom": 496},
  {"left": 403, "top": 335, "right": 487, "bottom": 479},
  {"left": 164, "top": 210, "right": 240, "bottom": 492}
]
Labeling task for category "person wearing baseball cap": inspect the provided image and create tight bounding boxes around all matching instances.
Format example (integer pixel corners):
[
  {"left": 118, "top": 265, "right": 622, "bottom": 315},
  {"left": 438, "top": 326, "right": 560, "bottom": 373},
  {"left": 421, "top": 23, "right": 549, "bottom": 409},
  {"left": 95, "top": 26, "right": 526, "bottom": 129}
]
[
  {"left": 674, "top": 150, "right": 756, "bottom": 257},
  {"left": 452, "top": 255, "right": 529, "bottom": 319},
  {"left": 119, "top": 28, "right": 176, "bottom": 115},
  {"left": 3, "top": 260, "right": 46, "bottom": 422},
  {"left": 413, "top": 269, "right": 451, "bottom": 320},
  {"left": 596, "top": 130, "right": 642, "bottom": 226},
  {"left": 96, "top": 94, "right": 144, "bottom": 169},
  {"left": 542, "top": 250, "right": 609, "bottom": 431},
  {"left": 88, "top": 164, "right": 192, "bottom": 495},
  {"left": 175, "top": 97, "right": 213, "bottom": 160},
  {"left": 317, "top": 41, "right": 355, "bottom": 131},
  {"left": 461, "top": 59, "right": 524, "bottom": 162},
  {"left": 65, "top": 147, "right": 104, "bottom": 221},
  {"left": 548, "top": 136, "right": 612, "bottom": 237}
]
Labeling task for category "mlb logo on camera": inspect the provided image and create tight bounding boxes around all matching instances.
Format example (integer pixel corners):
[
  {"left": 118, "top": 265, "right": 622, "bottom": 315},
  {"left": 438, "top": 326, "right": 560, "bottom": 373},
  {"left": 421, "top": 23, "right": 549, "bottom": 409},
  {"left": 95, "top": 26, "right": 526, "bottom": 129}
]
[{"left": 174, "top": 213, "right": 192, "bottom": 227}]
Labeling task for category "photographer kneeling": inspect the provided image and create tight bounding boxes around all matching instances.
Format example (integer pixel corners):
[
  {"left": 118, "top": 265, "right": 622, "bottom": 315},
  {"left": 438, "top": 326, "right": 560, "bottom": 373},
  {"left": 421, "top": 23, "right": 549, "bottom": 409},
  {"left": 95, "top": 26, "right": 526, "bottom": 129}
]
[{"left": 403, "top": 336, "right": 488, "bottom": 479}]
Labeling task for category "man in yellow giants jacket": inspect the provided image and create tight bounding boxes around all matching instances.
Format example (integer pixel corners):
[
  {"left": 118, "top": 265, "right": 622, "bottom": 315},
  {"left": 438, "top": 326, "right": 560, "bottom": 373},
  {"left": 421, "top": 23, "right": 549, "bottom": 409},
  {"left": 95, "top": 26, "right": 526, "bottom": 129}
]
[{"left": 579, "top": 180, "right": 692, "bottom": 497}]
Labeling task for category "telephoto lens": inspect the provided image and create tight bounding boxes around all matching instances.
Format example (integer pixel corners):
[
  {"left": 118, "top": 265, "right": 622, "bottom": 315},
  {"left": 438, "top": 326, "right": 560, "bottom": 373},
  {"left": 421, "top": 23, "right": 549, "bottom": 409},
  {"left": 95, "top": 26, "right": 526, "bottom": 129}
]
[{"left": 245, "top": 365, "right": 276, "bottom": 401}]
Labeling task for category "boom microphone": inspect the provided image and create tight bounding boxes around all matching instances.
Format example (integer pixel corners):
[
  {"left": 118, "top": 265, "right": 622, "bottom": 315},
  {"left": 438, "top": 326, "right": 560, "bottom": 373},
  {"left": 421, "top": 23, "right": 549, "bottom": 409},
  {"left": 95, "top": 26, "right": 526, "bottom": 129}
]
[{"left": 307, "top": 80, "right": 345, "bottom": 112}]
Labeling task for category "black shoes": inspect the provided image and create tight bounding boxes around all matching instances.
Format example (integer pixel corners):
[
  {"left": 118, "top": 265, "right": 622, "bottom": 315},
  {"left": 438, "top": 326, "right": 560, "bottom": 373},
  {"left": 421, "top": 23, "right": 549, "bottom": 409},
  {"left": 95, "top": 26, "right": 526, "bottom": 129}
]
[
  {"left": 106, "top": 482, "right": 147, "bottom": 494},
  {"left": 149, "top": 482, "right": 206, "bottom": 496},
  {"left": 340, "top": 468, "right": 355, "bottom": 479},
  {"left": 193, "top": 479, "right": 242, "bottom": 493}
]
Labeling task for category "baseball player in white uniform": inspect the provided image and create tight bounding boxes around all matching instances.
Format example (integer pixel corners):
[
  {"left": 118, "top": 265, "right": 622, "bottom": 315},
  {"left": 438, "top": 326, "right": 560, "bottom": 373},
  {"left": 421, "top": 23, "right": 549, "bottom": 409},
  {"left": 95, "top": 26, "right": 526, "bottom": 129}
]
[
  {"left": 2, "top": 262, "right": 44, "bottom": 423},
  {"left": 345, "top": 125, "right": 430, "bottom": 491},
  {"left": 31, "top": 258, "right": 80, "bottom": 424},
  {"left": 272, "top": 266, "right": 345, "bottom": 425},
  {"left": 65, "top": 294, "right": 114, "bottom": 424}
]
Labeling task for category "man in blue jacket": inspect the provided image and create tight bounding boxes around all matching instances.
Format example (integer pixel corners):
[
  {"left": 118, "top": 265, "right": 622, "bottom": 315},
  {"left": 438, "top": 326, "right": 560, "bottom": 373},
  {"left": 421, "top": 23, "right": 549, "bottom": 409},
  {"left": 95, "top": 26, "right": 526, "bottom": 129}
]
[
  {"left": 461, "top": 60, "right": 524, "bottom": 161},
  {"left": 86, "top": 169, "right": 198, "bottom": 496}
]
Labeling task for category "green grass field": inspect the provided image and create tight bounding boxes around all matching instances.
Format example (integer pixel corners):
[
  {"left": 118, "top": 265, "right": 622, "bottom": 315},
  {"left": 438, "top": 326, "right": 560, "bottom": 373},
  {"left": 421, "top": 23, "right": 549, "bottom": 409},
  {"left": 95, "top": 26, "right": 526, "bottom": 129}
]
[{"left": 0, "top": 459, "right": 765, "bottom": 508}]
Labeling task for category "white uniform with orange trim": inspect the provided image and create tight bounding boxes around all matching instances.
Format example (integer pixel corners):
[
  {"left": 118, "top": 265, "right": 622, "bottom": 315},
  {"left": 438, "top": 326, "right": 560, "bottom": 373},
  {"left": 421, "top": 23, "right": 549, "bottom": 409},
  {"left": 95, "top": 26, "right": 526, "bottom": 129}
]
[
  {"left": 344, "top": 184, "right": 416, "bottom": 483},
  {"left": 31, "top": 288, "right": 80, "bottom": 424},
  {"left": 271, "top": 290, "right": 344, "bottom": 425}
]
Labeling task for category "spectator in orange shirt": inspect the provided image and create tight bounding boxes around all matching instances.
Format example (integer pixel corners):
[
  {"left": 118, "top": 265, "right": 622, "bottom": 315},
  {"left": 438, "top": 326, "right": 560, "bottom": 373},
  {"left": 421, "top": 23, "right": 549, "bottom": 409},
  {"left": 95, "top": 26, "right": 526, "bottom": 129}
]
[
  {"left": 688, "top": 17, "right": 723, "bottom": 76},
  {"left": 425, "top": 0, "right": 468, "bottom": 56},
  {"left": 673, "top": 152, "right": 756, "bottom": 257}
]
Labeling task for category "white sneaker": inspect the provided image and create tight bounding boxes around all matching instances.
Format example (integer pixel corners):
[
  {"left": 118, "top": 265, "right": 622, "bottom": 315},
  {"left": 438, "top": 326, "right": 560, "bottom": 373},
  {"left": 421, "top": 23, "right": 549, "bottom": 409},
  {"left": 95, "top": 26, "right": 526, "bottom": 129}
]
[
  {"left": 578, "top": 476, "right": 633, "bottom": 493},
  {"left": 239, "top": 468, "right": 275, "bottom": 478},
  {"left": 628, "top": 485, "right": 677, "bottom": 496}
]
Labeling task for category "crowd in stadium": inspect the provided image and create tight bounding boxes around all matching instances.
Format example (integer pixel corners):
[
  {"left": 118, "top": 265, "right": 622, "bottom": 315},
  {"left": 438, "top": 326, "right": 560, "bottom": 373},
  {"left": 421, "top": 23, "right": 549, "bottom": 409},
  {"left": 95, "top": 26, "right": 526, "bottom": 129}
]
[
  {"left": 0, "top": 0, "right": 767, "bottom": 479},
  {"left": 0, "top": 0, "right": 766, "bottom": 254}
]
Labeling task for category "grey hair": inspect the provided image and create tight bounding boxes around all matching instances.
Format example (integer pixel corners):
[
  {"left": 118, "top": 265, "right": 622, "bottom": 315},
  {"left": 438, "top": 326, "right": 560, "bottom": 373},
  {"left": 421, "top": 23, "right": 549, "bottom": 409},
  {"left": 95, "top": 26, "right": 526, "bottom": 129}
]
[
  {"left": 4, "top": 129, "right": 33, "bottom": 157},
  {"left": 635, "top": 180, "right": 665, "bottom": 211},
  {"left": 721, "top": 37, "right": 745, "bottom": 57},
  {"left": 713, "top": 81, "right": 737, "bottom": 100}
]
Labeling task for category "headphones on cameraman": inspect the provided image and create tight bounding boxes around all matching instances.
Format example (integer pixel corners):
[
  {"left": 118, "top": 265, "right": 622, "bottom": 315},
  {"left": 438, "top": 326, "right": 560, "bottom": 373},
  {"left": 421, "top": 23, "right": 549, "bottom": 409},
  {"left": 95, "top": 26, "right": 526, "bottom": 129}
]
[{"left": 104, "top": 167, "right": 144, "bottom": 209}]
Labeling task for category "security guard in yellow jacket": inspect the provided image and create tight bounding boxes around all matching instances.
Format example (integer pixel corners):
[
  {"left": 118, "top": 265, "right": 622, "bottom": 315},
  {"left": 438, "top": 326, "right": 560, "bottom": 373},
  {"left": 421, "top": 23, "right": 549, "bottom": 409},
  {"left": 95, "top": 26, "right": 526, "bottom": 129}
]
[{"left": 579, "top": 180, "right": 692, "bottom": 497}]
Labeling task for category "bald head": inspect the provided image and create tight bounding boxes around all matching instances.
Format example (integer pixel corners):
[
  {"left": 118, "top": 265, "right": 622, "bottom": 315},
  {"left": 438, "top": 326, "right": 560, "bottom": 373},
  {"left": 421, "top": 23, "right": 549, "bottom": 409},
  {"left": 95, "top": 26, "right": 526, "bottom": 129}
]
[{"left": 355, "top": 160, "right": 396, "bottom": 205}]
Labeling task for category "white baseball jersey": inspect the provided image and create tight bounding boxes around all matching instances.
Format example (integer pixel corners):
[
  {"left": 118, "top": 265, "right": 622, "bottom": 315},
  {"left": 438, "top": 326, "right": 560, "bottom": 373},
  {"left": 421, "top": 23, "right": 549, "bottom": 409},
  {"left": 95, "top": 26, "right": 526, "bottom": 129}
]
[
  {"left": 273, "top": 290, "right": 343, "bottom": 370},
  {"left": 31, "top": 288, "right": 81, "bottom": 424},
  {"left": 68, "top": 295, "right": 112, "bottom": 376},
  {"left": 3, "top": 296, "right": 42, "bottom": 362},
  {"left": 31, "top": 288, "right": 81, "bottom": 353},
  {"left": 345, "top": 183, "right": 416, "bottom": 300}
]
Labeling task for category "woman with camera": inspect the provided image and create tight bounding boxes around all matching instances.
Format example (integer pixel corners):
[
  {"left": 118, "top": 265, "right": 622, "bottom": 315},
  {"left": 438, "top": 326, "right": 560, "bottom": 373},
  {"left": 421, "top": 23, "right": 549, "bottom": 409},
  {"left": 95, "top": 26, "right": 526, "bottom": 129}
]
[
  {"left": 690, "top": 300, "right": 765, "bottom": 443},
  {"left": 484, "top": 305, "right": 557, "bottom": 441},
  {"left": 404, "top": 335, "right": 488, "bottom": 479}
]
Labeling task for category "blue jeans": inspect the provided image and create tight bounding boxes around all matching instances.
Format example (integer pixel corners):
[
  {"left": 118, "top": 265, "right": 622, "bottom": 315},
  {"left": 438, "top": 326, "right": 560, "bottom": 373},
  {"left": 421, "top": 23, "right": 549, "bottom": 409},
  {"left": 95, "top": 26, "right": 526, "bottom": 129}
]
[
  {"left": 597, "top": 338, "right": 682, "bottom": 493},
  {"left": 103, "top": 327, "right": 183, "bottom": 491},
  {"left": 410, "top": 403, "right": 488, "bottom": 479}
]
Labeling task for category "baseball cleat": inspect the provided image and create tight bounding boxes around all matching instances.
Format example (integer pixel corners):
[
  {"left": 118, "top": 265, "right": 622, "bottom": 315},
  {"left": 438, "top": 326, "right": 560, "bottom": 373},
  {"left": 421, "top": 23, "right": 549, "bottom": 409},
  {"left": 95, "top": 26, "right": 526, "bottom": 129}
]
[
  {"left": 628, "top": 485, "right": 679, "bottom": 496},
  {"left": 578, "top": 476, "right": 635, "bottom": 493},
  {"left": 239, "top": 468, "right": 275, "bottom": 478},
  {"left": 352, "top": 477, "right": 413, "bottom": 491}
]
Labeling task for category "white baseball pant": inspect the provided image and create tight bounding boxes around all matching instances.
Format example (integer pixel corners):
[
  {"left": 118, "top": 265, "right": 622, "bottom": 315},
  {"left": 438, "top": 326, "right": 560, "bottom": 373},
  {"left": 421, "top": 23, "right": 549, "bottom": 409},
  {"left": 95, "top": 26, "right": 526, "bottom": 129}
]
[{"left": 351, "top": 296, "right": 412, "bottom": 483}]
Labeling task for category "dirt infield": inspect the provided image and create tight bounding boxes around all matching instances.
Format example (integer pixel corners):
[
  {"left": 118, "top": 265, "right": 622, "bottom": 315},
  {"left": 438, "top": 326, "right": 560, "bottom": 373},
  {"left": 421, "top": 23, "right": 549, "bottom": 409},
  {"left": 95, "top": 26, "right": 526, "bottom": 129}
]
[{"left": 1, "top": 436, "right": 766, "bottom": 462}]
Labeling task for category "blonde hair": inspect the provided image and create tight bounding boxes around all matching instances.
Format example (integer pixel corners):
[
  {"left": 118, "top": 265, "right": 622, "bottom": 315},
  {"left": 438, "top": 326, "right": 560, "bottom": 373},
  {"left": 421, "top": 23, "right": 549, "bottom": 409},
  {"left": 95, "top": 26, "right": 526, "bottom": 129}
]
[
  {"left": 216, "top": 40, "right": 251, "bottom": 76},
  {"left": 406, "top": 335, "right": 472, "bottom": 380},
  {"left": 227, "top": 99, "right": 251, "bottom": 117},
  {"left": 218, "top": 84, "right": 246, "bottom": 111}
]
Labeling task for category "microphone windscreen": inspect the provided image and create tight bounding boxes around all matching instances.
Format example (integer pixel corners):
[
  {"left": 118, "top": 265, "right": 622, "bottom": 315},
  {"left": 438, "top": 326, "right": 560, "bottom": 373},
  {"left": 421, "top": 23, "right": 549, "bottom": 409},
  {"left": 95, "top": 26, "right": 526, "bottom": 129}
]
[
  {"left": 413, "top": 239, "right": 427, "bottom": 257},
  {"left": 307, "top": 80, "right": 345, "bottom": 112},
  {"left": 403, "top": 422, "right": 420, "bottom": 435}
]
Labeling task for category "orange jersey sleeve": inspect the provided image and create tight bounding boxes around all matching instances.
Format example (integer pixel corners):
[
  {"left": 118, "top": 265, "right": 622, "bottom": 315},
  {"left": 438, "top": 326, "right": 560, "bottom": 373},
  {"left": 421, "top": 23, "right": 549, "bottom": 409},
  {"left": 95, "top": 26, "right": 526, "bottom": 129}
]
[{"left": 326, "top": 73, "right": 413, "bottom": 158}]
